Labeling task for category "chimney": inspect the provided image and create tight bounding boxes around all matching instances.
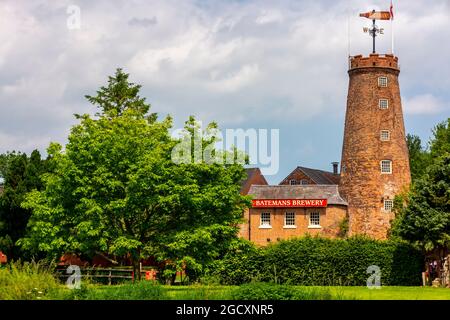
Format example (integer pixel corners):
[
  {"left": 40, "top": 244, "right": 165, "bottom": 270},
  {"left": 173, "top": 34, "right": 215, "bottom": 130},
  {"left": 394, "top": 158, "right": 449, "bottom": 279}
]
[{"left": 332, "top": 162, "right": 339, "bottom": 175}]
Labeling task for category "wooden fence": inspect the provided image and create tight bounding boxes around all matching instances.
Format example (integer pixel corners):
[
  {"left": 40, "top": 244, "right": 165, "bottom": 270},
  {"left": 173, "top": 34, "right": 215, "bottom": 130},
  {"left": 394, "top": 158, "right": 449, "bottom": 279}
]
[{"left": 56, "top": 267, "right": 158, "bottom": 285}]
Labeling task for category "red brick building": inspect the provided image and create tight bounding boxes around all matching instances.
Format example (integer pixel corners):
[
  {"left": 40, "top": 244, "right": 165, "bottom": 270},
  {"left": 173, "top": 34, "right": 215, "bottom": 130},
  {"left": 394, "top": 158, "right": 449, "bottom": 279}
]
[{"left": 240, "top": 53, "right": 410, "bottom": 245}]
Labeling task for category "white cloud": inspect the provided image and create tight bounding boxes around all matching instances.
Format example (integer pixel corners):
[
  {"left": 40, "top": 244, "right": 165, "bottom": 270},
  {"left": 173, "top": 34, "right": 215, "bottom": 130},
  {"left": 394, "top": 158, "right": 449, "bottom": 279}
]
[
  {"left": 403, "top": 94, "right": 446, "bottom": 115},
  {"left": 255, "top": 10, "right": 283, "bottom": 25},
  {"left": 0, "top": 0, "right": 449, "bottom": 182}
]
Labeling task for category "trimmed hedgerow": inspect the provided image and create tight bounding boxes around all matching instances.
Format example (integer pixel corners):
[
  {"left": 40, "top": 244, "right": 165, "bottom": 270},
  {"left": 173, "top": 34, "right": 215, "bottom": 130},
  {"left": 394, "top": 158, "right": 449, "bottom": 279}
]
[{"left": 212, "top": 236, "right": 423, "bottom": 286}]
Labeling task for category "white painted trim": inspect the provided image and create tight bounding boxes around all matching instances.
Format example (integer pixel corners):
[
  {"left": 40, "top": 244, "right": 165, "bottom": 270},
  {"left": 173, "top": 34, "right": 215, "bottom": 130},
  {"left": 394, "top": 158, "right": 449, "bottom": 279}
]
[
  {"left": 259, "top": 225, "right": 272, "bottom": 229},
  {"left": 283, "top": 225, "right": 297, "bottom": 229},
  {"left": 308, "top": 225, "right": 322, "bottom": 229}
]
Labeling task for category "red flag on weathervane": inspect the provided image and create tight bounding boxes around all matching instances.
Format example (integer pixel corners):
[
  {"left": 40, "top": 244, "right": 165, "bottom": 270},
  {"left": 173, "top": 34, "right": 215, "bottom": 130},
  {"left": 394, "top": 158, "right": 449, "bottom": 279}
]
[
  {"left": 390, "top": 1, "right": 394, "bottom": 20},
  {"left": 359, "top": 11, "right": 391, "bottom": 20}
]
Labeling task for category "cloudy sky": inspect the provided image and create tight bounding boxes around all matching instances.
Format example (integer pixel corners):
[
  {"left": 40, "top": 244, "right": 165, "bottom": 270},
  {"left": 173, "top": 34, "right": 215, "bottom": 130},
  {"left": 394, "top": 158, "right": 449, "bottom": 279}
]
[{"left": 1, "top": 0, "right": 449, "bottom": 183}]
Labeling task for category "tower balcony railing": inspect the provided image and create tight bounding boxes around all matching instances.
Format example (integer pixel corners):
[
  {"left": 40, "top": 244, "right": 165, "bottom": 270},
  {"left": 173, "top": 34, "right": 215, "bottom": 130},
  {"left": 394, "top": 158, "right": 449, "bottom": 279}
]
[{"left": 348, "top": 54, "right": 400, "bottom": 70}]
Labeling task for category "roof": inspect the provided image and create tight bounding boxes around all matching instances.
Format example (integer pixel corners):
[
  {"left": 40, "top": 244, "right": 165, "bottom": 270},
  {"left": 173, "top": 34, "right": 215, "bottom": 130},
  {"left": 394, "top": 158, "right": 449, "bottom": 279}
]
[
  {"left": 240, "top": 168, "right": 268, "bottom": 193},
  {"left": 248, "top": 185, "right": 348, "bottom": 206},
  {"left": 280, "top": 166, "right": 340, "bottom": 185}
]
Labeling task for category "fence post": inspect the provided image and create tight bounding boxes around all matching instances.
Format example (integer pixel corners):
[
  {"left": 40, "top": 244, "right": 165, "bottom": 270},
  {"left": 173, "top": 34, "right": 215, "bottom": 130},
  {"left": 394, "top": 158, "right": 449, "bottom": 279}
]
[{"left": 108, "top": 268, "right": 112, "bottom": 286}]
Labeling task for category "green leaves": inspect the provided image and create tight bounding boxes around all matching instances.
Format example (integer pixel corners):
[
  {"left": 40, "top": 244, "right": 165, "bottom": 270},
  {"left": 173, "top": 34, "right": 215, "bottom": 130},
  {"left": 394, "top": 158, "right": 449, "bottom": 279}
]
[
  {"left": 85, "top": 68, "right": 150, "bottom": 118},
  {"left": 21, "top": 69, "right": 250, "bottom": 281},
  {"left": 213, "top": 237, "right": 423, "bottom": 286},
  {"left": 393, "top": 154, "right": 450, "bottom": 251}
]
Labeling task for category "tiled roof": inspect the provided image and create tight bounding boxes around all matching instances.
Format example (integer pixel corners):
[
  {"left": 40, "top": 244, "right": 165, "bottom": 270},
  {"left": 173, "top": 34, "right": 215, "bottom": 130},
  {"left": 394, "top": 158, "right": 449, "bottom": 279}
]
[
  {"left": 240, "top": 168, "right": 268, "bottom": 192},
  {"left": 297, "top": 166, "right": 340, "bottom": 185},
  {"left": 280, "top": 166, "right": 340, "bottom": 185},
  {"left": 248, "top": 185, "right": 348, "bottom": 206}
]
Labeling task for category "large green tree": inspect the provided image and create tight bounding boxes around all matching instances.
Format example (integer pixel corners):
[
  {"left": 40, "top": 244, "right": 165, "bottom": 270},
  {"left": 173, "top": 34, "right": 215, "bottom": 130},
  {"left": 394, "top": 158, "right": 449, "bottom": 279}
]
[
  {"left": 20, "top": 69, "right": 249, "bottom": 280},
  {"left": 392, "top": 155, "right": 450, "bottom": 252},
  {"left": 393, "top": 118, "right": 450, "bottom": 255},
  {"left": 406, "top": 134, "right": 431, "bottom": 182},
  {"left": 0, "top": 150, "right": 46, "bottom": 259}
]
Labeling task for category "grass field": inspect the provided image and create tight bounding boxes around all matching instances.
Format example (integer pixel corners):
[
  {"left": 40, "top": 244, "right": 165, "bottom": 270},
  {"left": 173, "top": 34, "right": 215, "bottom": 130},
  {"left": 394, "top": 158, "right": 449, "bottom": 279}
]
[
  {"left": 1, "top": 262, "right": 449, "bottom": 300},
  {"left": 48, "top": 284, "right": 450, "bottom": 300}
]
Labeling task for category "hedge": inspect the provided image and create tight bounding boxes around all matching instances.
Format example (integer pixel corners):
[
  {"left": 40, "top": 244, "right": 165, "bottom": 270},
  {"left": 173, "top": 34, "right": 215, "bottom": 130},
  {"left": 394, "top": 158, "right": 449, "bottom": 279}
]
[{"left": 212, "top": 236, "right": 423, "bottom": 286}]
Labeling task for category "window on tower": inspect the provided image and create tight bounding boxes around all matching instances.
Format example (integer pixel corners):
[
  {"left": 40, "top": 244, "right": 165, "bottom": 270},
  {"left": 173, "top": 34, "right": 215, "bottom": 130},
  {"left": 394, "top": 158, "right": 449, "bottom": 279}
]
[
  {"left": 378, "top": 76, "right": 388, "bottom": 87},
  {"left": 384, "top": 199, "right": 394, "bottom": 212},
  {"left": 381, "top": 160, "right": 392, "bottom": 174},
  {"left": 380, "top": 130, "right": 391, "bottom": 141},
  {"left": 379, "top": 99, "right": 389, "bottom": 109}
]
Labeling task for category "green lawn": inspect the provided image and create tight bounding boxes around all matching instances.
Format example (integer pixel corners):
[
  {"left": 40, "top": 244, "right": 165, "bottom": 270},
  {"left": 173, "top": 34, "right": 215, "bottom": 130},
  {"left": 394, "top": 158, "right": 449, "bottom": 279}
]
[
  {"left": 326, "top": 286, "right": 450, "bottom": 300},
  {"left": 160, "top": 285, "right": 450, "bottom": 300}
]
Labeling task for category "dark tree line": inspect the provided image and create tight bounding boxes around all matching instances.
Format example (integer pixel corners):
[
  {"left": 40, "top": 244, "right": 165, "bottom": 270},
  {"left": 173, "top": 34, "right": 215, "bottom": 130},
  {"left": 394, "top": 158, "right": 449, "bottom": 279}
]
[{"left": 0, "top": 150, "right": 48, "bottom": 260}]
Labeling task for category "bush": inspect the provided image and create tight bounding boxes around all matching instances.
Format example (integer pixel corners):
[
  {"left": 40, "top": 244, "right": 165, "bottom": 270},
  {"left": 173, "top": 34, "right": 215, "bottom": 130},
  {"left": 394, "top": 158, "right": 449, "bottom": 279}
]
[
  {"left": 0, "top": 260, "right": 62, "bottom": 300},
  {"left": 82, "top": 281, "right": 167, "bottom": 300},
  {"left": 231, "top": 283, "right": 333, "bottom": 300},
  {"left": 209, "top": 239, "right": 265, "bottom": 285},
  {"left": 213, "top": 236, "right": 423, "bottom": 286}
]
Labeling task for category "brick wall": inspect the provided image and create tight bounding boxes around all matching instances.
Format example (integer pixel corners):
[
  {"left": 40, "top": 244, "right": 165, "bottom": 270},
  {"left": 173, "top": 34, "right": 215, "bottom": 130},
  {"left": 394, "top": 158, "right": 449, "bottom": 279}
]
[
  {"left": 247, "top": 205, "right": 347, "bottom": 246},
  {"left": 340, "top": 54, "right": 411, "bottom": 239}
]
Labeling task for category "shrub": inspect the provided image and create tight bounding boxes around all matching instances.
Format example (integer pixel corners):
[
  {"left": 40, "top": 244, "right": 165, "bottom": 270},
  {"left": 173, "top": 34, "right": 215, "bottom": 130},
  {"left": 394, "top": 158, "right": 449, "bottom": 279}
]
[
  {"left": 0, "top": 260, "right": 62, "bottom": 300},
  {"left": 83, "top": 281, "right": 167, "bottom": 300},
  {"left": 231, "top": 283, "right": 333, "bottom": 300},
  {"left": 208, "top": 239, "right": 265, "bottom": 285},
  {"left": 214, "top": 236, "right": 423, "bottom": 286}
]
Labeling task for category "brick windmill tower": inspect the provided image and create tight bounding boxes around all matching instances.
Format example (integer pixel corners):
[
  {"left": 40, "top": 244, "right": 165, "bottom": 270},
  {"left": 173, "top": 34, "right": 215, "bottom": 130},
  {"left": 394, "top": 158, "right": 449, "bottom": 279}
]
[{"left": 339, "top": 6, "right": 411, "bottom": 239}]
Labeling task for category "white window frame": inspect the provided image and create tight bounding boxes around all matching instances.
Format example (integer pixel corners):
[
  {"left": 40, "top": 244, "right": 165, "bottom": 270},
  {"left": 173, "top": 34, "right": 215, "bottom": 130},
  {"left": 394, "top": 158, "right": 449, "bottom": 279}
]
[
  {"left": 289, "top": 179, "right": 298, "bottom": 185},
  {"left": 300, "top": 179, "right": 309, "bottom": 185},
  {"left": 308, "top": 211, "right": 321, "bottom": 228},
  {"left": 284, "top": 212, "right": 296, "bottom": 228},
  {"left": 380, "top": 130, "right": 391, "bottom": 141},
  {"left": 378, "top": 76, "right": 388, "bottom": 87},
  {"left": 384, "top": 199, "right": 394, "bottom": 212},
  {"left": 381, "top": 160, "right": 393, "bottom": 174},
  {"left": 379, "top": 99, "right": 389, "bottom": 110},
  {"left": 260, "top": 212, "right": 272, "bottom": 228}
]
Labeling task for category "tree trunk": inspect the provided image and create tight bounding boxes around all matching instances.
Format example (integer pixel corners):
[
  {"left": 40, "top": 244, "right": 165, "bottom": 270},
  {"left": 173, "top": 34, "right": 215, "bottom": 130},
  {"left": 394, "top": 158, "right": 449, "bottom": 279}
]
[{"left": 131, "top": 253, "right": 141, "bottom": 282}]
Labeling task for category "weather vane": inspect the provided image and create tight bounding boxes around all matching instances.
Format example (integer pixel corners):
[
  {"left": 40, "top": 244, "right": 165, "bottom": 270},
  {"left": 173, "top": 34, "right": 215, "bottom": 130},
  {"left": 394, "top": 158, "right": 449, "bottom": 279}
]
[{"left": 360, "top": 4, "right": 394, "bottom": 54}]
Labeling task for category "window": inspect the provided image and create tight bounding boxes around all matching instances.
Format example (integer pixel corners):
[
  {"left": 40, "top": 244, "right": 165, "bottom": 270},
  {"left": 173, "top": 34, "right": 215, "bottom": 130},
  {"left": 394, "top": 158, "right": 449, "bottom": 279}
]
[
  {"left": 384, "top": 200, "right": 394, "bottom": 212},
  {"left": 379, "top": 99, "right": 389, "bottom": 110},
  {"left": 300, "top": 179, "right": 309, "bottom": 185},
  {"left": 378, "top": 76, "right": 388, "bottom": 87},
  {"left": 380, "top": 130, "right": 390, "bottom": 141},
  {"left": 309, "top": 212, "right": 320, "bottom": 226},
  {"left": 260, "top": 212, "right": 271, "bottom": 226},
  {"left": 289, "top": 179, "right": 298, "bottom": 185},
  {"left": 284, "top": 212, "right": 296, "bottom": 226},
  {"left": 381, "top": 160, "right": 392, "bottom": 174}
]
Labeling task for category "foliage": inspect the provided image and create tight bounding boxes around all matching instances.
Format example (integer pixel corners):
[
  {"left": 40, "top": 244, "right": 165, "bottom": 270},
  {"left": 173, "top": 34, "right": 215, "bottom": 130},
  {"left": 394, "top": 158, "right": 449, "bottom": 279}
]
[
  {"left": 406, "top": 134, "right": 431, "bottom": 182},
  {"left": 0, "top": 260, "right": 60, "bottom": 300},
  {"left": 209, "top": 238, "right": 265, "bottom": 285},
  {"left": 213, "top": 236, "right": 423, "bottom": 286},
  {"left": 19, "top": 69, "right": 250, "bottom": 280},
  {"left": 393, "top": 119, "right": 450, "bottom": 252},
  {"left": 392, "top": 155, "right": 450, "bottom": 251},
  {"left": 430, "top": 118, "right": 450, "bottom": 159},
  {"left": 230, "top": 282, "right": 333, "bottom": 300},
  {"left": 337, "top": 216, "right": 349, "bottom": 238},
  {"left": 0, "top": 150, "right": 47, "bottom": 260}
]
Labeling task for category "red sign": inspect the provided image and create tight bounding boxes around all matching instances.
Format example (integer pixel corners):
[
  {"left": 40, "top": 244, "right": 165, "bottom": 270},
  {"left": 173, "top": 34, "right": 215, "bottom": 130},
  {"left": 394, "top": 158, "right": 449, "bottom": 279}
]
[{"left": 252, "top": 199, "right": 328, "bottom": 208}]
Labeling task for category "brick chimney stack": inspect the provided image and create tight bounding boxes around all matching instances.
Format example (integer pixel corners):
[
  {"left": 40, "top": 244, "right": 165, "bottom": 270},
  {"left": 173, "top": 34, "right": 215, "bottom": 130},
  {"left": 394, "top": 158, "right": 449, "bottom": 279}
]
[{"left": 339, "top": 53, "right": 411, "bottom": 239}]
